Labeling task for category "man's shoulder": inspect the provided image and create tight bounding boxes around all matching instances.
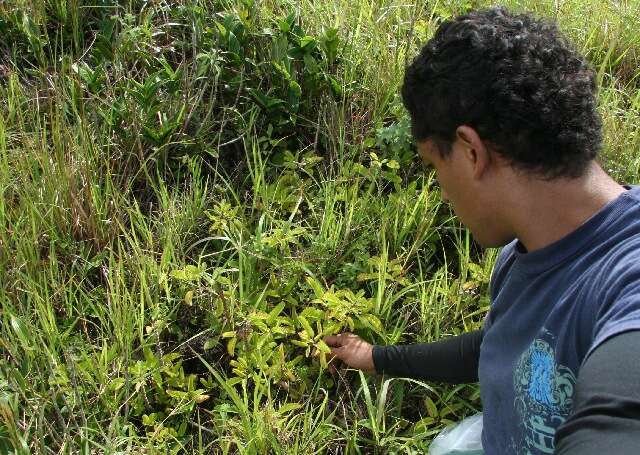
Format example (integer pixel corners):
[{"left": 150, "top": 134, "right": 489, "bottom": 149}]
[
  {"left": 595, "top": 192, "right": 640, "bottom": 275},
  {"left": 489, "top": 240, "right": 519, "bottom": 299},
  {"left": 595, "top": 238, "right": 640, "bottom": 291}
]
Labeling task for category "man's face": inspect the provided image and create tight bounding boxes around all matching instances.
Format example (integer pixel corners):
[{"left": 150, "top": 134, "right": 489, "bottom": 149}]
[{"left": 416, "top": 138, "right": 513, "bottom": 247}]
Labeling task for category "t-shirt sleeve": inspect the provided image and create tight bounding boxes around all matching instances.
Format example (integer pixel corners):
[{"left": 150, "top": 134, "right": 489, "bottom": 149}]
[{"left": 587, "top": 266, "right": 640, "bottom": 361}]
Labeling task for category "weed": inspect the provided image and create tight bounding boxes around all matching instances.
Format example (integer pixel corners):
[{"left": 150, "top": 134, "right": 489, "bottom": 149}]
[{"left": 1, "top": 0, "right": 638, "bottom": 453}]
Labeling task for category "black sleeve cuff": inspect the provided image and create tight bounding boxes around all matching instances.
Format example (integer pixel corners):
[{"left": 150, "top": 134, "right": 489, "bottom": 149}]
[{"left": 372, "top": 344, "right": 387, "bottom": 374}]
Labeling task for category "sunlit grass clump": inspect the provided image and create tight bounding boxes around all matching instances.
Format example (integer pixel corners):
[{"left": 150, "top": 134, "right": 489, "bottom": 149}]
[{"left": 1, "top": 0, "right": 638, "bottom": 453}]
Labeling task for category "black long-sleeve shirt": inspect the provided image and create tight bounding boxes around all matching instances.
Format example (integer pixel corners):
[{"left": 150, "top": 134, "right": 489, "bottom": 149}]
[
  {"left": 372, "top": 330, "right": 640, "bottom": 454},
  {"left": 373, "top": 329, "right": 484, "bottom": 383}
]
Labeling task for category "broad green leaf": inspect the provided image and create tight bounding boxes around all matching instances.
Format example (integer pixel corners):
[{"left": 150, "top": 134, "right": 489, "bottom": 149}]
[
  {"left": 305, "top": 276, "right": 325, "bottom": 298},
  {"left": 10, "top": 314, "right": 33, "bottom": 352},
  {"left": 228, "top": 31, "right": 241, "bottom": 56},
  {"left": 359, "top": 314, "right": 383, "bottom": 333},
  {"left": 184, "top": 290, "right": 193, "bottom": 306},
  {"left": 425, "top": 396, "right": 439, "bottom": 418},
  {"left": 110, "top": 377, "right": 125, "bottom": 391},
  {"left": 227, "top": 337, "right": 237, "bottom": 357},
  {"left": 300, "top": 36, "right": 316, "bottom": 50},
  {"left": 170, "top": 265, "right": 202, "bottom": 281},
  {"left": 303, "top": 53, "right": 318, "bottom": 73},
  {"left": 300, "top": 306, "right": 324, "bottom": 321},
  {"left": 298, "top": 315, "right": 314, "bottom": 338},
  {"left": 386, "top": 159, "right": 400, "bottom": 169},
  {"left": 315, "top": 339, "right": 331, "bottom": 354},
  {"left": 267, "top": 302, "right": 286, "bottom": 324}
]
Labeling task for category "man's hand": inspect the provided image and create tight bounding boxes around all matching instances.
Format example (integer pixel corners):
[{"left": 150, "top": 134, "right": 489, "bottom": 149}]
[{"left": 323, "top": 333, "right": 376, "bottom": 373}]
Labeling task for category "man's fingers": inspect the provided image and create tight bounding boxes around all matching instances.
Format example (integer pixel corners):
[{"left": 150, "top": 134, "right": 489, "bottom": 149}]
[
  {"left": 323, "top": 335, "right": 341, "bottom": 347},
  {"left": 324, "top": 334, "right": 350, "bottom": 347},
  {"left": 326, "top": 349, "right": 342, "bottom": 375},
  {"left": 329, "top": 346, "right": 344, "bottom": 359}
]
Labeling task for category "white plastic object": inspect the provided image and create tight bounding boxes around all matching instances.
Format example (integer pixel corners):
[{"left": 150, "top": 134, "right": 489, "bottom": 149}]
[{"left": 428, "top": 412, "right": 484, "bottom": 455}]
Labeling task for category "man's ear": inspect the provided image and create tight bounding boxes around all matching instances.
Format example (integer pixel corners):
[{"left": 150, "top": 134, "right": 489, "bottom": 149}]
[{"left": 455, "top": 125, "right": 490, "bottom": 179}]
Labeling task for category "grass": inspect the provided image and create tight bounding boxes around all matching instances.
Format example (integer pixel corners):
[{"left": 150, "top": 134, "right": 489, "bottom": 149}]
[{"left": 1, "top": 0, "right": 639, "bottom": 453}]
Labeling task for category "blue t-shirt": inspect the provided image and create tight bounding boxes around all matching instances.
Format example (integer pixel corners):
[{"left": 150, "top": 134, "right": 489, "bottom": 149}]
[{"left": 479, "top": 185, "right": 640, "bottom": 454}]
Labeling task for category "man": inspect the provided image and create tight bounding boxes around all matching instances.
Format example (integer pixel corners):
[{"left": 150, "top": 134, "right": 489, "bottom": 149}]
[{"left": 324, "top": 7, "right": 640, "bottom": 454}]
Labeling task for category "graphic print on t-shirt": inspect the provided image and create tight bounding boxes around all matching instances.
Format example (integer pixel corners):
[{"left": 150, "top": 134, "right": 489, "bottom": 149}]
[{"left": 512, "top": 330, "right": 577, "bottom": 454}]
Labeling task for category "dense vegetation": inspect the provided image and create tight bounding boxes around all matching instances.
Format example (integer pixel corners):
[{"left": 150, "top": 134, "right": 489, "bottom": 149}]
[{"left": 1, "top": 0, "right": 638, "bottom": 453}]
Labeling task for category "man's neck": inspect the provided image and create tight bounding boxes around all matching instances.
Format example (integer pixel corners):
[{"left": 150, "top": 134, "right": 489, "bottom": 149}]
[{"left": 505, "top": 163, "right": 626, "bottom": 252}]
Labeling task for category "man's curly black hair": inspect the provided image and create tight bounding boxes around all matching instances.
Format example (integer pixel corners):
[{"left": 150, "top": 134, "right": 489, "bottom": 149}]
[{"left": 401, "top": 7, "right": 601, "bottom": 179}]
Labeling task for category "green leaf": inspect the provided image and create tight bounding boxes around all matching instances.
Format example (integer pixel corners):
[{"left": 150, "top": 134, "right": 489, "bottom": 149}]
[
  {"left": 228, "top": 31, "right": 241, "bottom": 56},
  {"left": 315, "top": 339, "right": 331, "bottom": 354},
  {"left": 327, "top": 75, "right": 343, "bottom": 97},
  {"left": 425, "top": 396, "right": 439, "bottom": 418},
  {"left": 278, "top": 403, "right": 303, "bottom": 414},
  {"left": 9, "top": 314, "right": 33, "bottom": 352},
  {"left": 204, "top": 339, "right": 218, "bottom": 351},
  {"left": 359, "top": 314, "right": 384, "bottom": 333},
  {"left": 227, "top": 337, "right": 237, "bottom": 357},
  {"left": 300, "top": 306, "right": 324, "bottom": 321},
  {"left": 272, "top": 61, "right": 291, "bottom": 80},
  {"left": 305, "top": 276, "right": 325, "bottom": 299},
  {"left": 298, "top": 315, "right": 314, "bottom": 338},
  {"left": 287, "top": 80, "right": 301, "bottom": 112},
  {"left": 413, "top": 416, "right": 436, "bottom": 431},
  {"left": 303, "top": 54, "right": 318, "bottom": 74},
  {"left": 267, "top": 303, "right": 286, "bottom": 324},
  {"left": 299, "top": 35, "right": 317, "bottom": 51},
  {"left": 382, "top": 170, "right": 402, "bottom": 184},
  {"left": 110, "top": 377, "right": 125, "bottom": 391},
  {"left": 184, "top": 290, "right": 193, "bottom": 306},
  {"left": 215, "top": 22, "right": 227, "bottom": 37},
  {"left": 170, "top": 265, "right": 203, "bottom": 281},
  {"left": 277, "top": 13, "right": 295, "bottom": 33},
  {"left": 142, "top": 413, "right": 158, "bottom": 426},
  {"left": 321, "top": 27, "right": 339, "bottom": 65}
]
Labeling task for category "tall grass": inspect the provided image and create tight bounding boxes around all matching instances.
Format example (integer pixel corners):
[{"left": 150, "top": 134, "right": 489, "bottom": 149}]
[{"left": 1, "top": 0, "right": 639, "bottom": 453}]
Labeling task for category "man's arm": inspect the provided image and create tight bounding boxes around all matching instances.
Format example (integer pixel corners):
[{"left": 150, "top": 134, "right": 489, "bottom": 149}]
[
  {"left": 555, "top": 330, "right": 640, "bottom": 454},
  {"left": 372, "top": 329, "right": 483, "bottom": 383},
  {"left": 324, "top": 330, "right": 483, "bottom": 384}
]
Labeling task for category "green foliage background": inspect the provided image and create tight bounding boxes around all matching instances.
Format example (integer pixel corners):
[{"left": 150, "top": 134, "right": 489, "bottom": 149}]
[{"left": 0, "top": 0, "right": 639, "bottom": 453}]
